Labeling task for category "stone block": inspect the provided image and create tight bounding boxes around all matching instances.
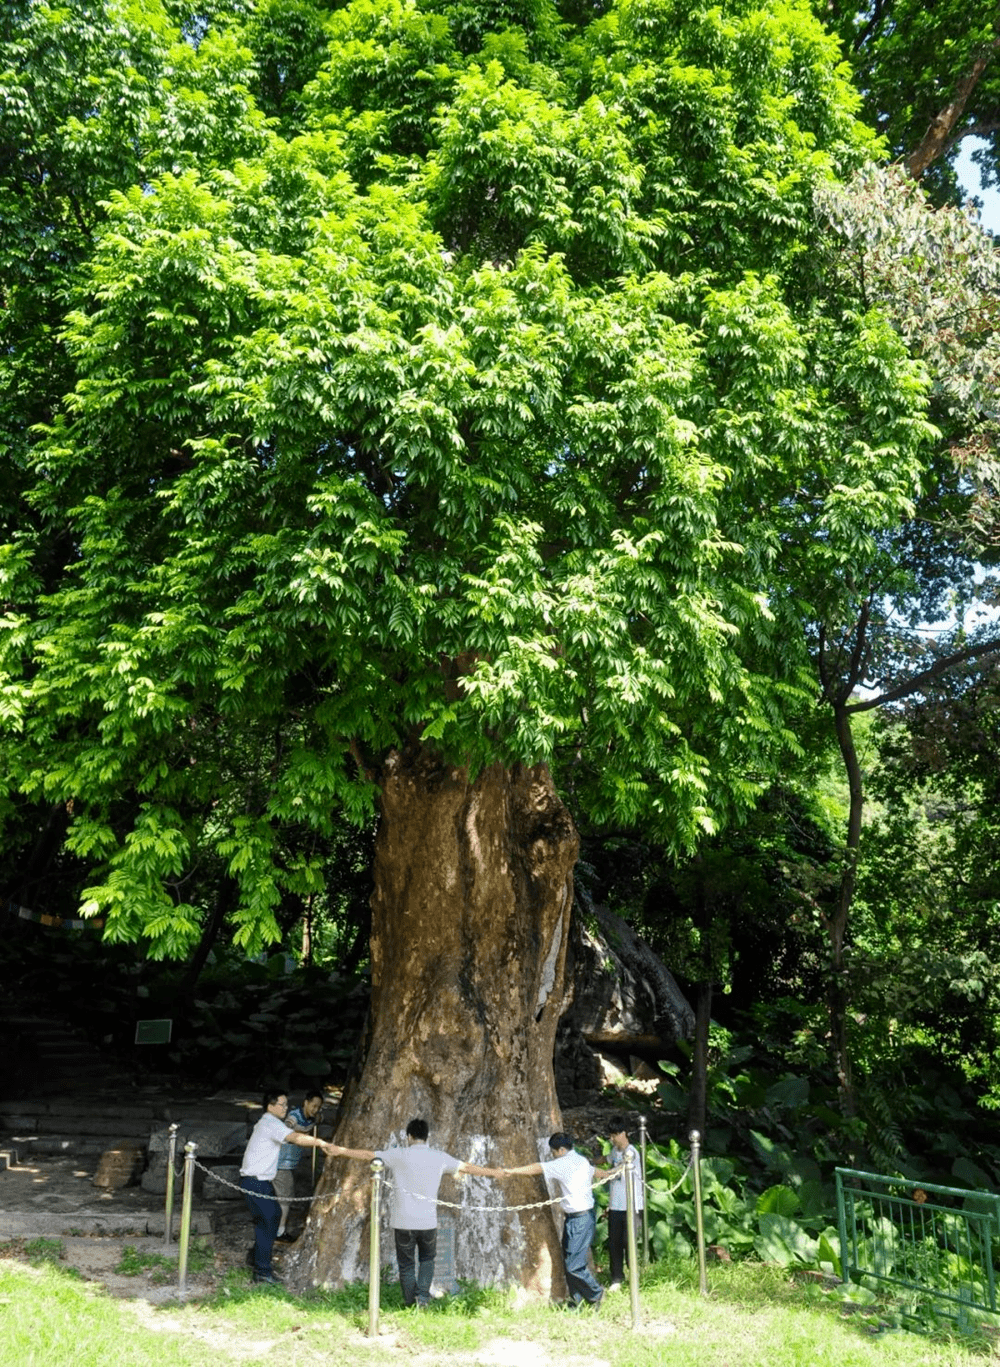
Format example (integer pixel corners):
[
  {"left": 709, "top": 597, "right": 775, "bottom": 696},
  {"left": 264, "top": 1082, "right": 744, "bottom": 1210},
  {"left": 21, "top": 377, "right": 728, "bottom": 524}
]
[
  {"left": 92, "top": 1141, "right": 146, "bottom": 1189},
  {"left": 148, "top": 1120, "right": 247, "bottom": 1158},
  {"left": 141, "top": 1153, "right": 206, "bottom": 1195},
  {"left": 201, "top": 1163, "right": 244, "bottom": 1201}
]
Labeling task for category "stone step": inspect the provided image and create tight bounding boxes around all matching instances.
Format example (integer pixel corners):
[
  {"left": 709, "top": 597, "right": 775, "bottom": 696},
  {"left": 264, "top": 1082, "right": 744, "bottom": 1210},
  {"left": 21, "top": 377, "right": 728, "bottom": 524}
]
[
  {"left": 0, "top": 1101, "right": 158, "bottom": 1121},
  {"left": 0, "top": 1099, "right": 254, "bottom": 1127},
  {"left": 4, "top": 1113, "right": 151, "bottom": 1136},
  {"left": 0, "top": 1208, "right": 214, "bottom": 1239},
  {"left": 0, "top": 1135, "right": 150, "bottom": 1159}
]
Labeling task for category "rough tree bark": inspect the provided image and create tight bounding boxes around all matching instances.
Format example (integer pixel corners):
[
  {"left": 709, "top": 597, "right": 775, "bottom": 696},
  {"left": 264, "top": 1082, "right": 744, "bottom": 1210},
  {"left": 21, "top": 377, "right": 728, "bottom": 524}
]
[{"left": 286, "top": 747, "right": 580, "bottom": 1295}]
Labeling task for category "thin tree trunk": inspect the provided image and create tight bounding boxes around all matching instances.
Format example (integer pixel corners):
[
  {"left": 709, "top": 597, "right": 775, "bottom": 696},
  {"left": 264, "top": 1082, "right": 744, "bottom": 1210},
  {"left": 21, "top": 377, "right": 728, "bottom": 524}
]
[
  {"left": 301, "top": 893, "right": 313, "bottom": 967},
  {"left": 830, "top": 701, "right": 862, "bottom": 1122},
  {"left": 906, "top": 32, "right": 1000, "bottom": 179},
  {"left": 687, "top": 979, "right": 712, "bottom": 1142},
  {"left": 686, "top": 855, "right": 712, "bottom": 1140},
  {"left": 177, "top": 875, "right": 238, "bottom": 998},
  {"left": 288, "top": 749, "right": 579, "bottom": 1295}
]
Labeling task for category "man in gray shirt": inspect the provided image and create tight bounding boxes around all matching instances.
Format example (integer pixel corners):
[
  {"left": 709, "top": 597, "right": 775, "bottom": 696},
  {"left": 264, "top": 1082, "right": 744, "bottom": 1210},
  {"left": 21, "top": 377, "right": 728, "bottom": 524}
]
[{"left": 329, "top": 1117, "right": 501, "bottom": 1307}]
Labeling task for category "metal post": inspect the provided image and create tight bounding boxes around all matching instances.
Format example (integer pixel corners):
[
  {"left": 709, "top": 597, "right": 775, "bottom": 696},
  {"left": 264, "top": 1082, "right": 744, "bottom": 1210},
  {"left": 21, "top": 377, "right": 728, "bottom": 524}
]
[
  {"left": 311, "top": 1123, "right": 318, "bottom": 1186},
  {"left": 163, "top": 1122, "right": 179, "bottom": 1250},
  {"left": 177, "top": 1141, "right": 197, "bottom": 1296},
  {"left": 624, "top": 1148, "right": 641, "bottom": 1329},
  {"left": 638, "top": 1113, "right": 649, "bottom": 1266},
  {"left": 368, "top": 1158, "right": 384, "bottom": 1338},
  {"left": 835, "top": 1170, "right": 850, "bottom": 1288},
  {"left": 689, "top": 1130, "right": 708, "bottom": 1295}
]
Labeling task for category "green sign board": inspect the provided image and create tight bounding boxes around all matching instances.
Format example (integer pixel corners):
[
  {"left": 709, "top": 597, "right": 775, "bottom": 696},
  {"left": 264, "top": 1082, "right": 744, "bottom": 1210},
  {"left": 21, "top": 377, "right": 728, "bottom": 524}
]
[{"left": 134, "top": 1019, "right": 172, "bottom": 1045}]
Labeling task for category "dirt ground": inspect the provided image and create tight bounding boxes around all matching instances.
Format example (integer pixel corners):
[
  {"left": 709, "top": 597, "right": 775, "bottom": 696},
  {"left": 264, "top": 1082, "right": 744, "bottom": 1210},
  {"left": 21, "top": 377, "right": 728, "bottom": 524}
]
[{"left": 0, "top": 1150, "right": 263, "bottom": 1301}]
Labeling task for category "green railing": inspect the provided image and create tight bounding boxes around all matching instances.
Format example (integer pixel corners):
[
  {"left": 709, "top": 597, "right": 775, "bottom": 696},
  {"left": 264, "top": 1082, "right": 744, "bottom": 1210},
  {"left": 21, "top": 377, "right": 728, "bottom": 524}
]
[{"left": 836, "top": 1167, "right": 1000, "bottom": 1329}]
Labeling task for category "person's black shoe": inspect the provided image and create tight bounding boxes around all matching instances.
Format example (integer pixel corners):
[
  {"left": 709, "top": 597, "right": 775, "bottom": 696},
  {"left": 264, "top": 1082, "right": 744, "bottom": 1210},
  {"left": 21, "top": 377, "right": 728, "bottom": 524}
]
[
  {"left": 275, "top": 1232, "right": 296, "bottom": 1243},
  {"left": 253, "top": 1271, "right": 284, "bottom": 1286}
]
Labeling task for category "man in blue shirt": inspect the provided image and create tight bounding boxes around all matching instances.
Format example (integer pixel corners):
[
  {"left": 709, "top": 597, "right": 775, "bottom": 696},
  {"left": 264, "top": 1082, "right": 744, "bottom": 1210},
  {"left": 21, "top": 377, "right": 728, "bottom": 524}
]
[{"left": 274, "top": 1088, "right": 324, "bottom": 1241}]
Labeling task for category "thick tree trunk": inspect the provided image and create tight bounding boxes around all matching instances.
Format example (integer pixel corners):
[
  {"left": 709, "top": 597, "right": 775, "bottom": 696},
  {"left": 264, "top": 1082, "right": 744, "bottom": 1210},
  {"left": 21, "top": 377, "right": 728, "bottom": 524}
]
[{"left": 287, "top": 749, "right": 579, "bottom": 1295}]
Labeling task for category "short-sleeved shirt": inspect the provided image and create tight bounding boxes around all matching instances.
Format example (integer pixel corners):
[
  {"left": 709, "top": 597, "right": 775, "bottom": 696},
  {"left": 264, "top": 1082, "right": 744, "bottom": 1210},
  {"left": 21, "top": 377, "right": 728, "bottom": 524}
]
[
  {"left": 609, "top": 1143, "right": 644, "bottom": 1212},
  {"left": 375, "top": 1143, "right": 462, "bottom": 1230},
  {"left": 277, "top": 1106, "right": 309, "bottom": 1171},
  {"left": 241, "top": 1112, "right": 293, "bottom": 1182},
  {"left": 544, "top": 1149, "right": 594, "bottom": 1214}
]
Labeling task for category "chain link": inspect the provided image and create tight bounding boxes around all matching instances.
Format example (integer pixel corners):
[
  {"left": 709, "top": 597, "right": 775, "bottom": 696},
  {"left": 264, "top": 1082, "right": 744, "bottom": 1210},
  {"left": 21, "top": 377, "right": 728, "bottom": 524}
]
[
  {"left": 639, "top": 1154, "right": 692, "bottom": 1200},
  {"left": 194, "top": 1159, "right": 318, "bottom": 1202}
]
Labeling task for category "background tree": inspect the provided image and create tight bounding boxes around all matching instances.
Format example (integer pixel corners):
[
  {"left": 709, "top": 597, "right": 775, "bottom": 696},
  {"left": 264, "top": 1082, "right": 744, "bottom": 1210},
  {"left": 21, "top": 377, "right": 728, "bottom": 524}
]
[{"left": 822, "top": 0, "right": 1000, "bottom": 192}]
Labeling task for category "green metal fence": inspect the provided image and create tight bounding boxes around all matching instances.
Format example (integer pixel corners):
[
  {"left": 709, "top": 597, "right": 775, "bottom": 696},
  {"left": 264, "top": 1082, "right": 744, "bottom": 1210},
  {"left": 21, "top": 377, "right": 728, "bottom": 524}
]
[{"left": 836, "top": 1167, "right": 1000, "bottom": 1329}]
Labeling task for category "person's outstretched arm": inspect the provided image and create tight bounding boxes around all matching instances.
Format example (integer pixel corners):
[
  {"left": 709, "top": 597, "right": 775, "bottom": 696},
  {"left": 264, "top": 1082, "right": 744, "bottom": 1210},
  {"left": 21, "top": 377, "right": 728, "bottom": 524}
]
[
  {"left": 284, "top": 1130, "right": 337, "bottom": 1155},
  {"left": 327, "top": 1143, "right": 377, "bottom": 1162},
  {"left": 457, "top": 1161, "right": 504, "bottom": 1178}
]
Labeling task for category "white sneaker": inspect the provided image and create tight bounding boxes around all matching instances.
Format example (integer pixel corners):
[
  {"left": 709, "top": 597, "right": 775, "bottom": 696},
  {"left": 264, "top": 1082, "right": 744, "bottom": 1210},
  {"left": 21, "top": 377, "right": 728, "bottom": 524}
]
[{"left": 608, "top": 1282, "right": 623, "bottom": 1292}]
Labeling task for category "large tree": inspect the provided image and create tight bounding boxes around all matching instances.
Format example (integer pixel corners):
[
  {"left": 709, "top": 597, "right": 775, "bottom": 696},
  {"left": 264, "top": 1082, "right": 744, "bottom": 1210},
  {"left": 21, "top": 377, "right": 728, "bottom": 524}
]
[{"left": 1, "top": 0, "right": 940, "bottom": 1292}]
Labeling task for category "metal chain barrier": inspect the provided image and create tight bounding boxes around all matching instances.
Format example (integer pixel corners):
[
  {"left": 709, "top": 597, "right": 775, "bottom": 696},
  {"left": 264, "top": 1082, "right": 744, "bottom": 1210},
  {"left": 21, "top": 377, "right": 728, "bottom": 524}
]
[
  {"left": 191, "top": 1158, "right": 318, "bottom": 1200},
  {"left": 191, "top": 1157, "right": 620, "bottom": 1211},
  {"left": 381, "top": 1163, "right": 620, "bottom": 1213},
  {"left": 175, "top": 1137, "right": 708, "bottom": 1316},
  {"left": 638, "top": 1151, "right": 692, "bottom": 1200}
]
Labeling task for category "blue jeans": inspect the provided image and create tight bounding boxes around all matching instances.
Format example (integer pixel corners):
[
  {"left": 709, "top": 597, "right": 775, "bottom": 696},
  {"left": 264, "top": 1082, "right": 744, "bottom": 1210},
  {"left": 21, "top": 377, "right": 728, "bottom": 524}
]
[
  {"left": 562, "top": 1208, "right": 603, "bottom": 1304},
  {"left": 394, "top": 1227, "right": 437, "bottom": 1306},
  {"left": 241, "top": 1175, "right": 281, "bottom": 1276}
]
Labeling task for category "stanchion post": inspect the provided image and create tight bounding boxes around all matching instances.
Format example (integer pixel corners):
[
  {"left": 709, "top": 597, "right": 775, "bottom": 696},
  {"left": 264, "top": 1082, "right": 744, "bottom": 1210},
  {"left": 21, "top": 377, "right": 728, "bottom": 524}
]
[
  {"left": 638, "top": 1114, "right": 649, "bottom": 1266},
  {"left": 177, "top": 1140, "right": 197, "bottom": 1296},
  {"left": 311, "top": 1123, "right": 318, "bottom": 1186},
  {"left": 689, "top": 1130, "right": 708, "bottom": 1295},
  {"left": 624, "top": 1148, "right": 641, "bottom": 1329},
  {"left": 163, "top": 1122, "right": 179, "bottom": 1250},
  {"left": 368, "top": 1158, "right": 384, "bottom": 1338}
]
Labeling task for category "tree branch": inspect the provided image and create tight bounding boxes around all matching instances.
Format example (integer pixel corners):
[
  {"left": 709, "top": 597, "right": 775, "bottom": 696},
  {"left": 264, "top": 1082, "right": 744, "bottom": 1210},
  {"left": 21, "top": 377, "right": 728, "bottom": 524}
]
[
  {"left": 907, "top": 30, "right": 1000, "bottom": 180},
  {"left": 845, "top": 636, "right": 1000, "bottom": 714}
]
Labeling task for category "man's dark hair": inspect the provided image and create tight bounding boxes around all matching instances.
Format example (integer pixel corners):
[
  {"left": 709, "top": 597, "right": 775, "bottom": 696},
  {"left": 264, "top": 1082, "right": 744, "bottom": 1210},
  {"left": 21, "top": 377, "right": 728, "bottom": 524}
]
[
  {"left": 608, "top": 1115, "right": 628, "bottom": 1135},
  {"left": 262, "top": 1088, "right": 287, "bottom": 1110},
  {"left": 549, "top": 1132, "right": 573, "bottom": 1152},
  {"left": 304, "top": 1088, "right": 324, "bottom": 1104},
  {"left": 406, "top": 1118, "right": 429, "bottom": 1141}
]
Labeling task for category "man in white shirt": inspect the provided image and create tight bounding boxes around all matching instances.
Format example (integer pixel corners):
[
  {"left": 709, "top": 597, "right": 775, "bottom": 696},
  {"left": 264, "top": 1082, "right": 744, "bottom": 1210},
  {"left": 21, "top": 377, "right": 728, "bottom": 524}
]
[
  {"left": 329, "top": 1117, "right": 501, "bottom": 1307},
  {"left": 240, "top": 1088, "right": 336, "bottom": 1285},
  {"left": 274, "top": 1088, "right": 325, "bottom": 1241},
  {"left": 505, "top": 1132, "right": 604, "bottom": 1307}
]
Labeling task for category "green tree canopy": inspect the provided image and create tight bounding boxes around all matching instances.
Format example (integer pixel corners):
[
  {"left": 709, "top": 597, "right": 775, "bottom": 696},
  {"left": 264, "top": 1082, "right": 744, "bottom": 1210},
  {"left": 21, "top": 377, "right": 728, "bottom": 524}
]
[{"left": 0, "top": 0, "right": 944, "bottom": 959}]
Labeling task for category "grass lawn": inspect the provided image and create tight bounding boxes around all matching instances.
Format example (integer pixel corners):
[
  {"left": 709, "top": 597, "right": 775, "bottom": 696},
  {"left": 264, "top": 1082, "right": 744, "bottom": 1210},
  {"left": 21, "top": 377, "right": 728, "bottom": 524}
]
[{"left": 1, "top": 1249, "right": 996, "bottom": 1366}]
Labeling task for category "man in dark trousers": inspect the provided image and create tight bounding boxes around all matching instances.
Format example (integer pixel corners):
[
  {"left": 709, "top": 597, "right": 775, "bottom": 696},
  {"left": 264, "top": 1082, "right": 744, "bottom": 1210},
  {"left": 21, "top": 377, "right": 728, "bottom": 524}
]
[
  {"left": 505, "top": 1132, "right": 604, "bottom": 1308},
  {"left": 602, "top": 1115, "right": 643, "bottom": 1291},
  {"left": 239, "top": 1088, "right": 336, "bottom": 1285},
  {"left": 329, "top": 1118, "right": 502, "bottom": 1307}
]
